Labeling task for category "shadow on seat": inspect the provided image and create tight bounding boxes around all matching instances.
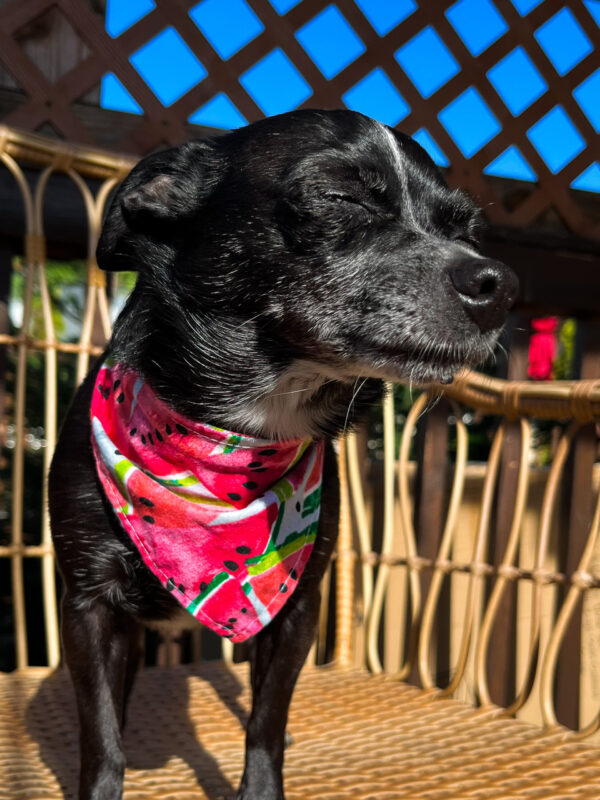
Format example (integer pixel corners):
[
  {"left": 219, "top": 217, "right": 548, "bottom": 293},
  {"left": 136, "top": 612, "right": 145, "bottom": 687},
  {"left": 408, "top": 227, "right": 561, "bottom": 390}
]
[{"left": 24, "top": 662, "right": 250, "bottom": 800}]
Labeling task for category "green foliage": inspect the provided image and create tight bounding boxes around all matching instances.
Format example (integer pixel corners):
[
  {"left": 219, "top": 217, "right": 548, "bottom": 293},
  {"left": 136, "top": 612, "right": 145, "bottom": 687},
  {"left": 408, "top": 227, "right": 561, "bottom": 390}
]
[
  {"left": 114, "top": 271, "right": 137, "bottom": 293},
  {"left": 553, "top": 318, "right": 577, "bottom": 380},
  {"left": 10, "top": 260, "right": 87, "bottom": 342},
  {"left": 530, "top": 319, "right": 576, "bottom": 467}
]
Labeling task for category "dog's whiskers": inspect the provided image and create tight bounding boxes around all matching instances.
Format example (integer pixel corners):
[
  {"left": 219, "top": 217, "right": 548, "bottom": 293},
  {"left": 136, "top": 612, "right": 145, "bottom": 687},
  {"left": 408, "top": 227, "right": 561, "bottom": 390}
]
[
  {"left": 269, "top": 378, "right": 337, "bottom": 398},
  {"left": 237, "top": 311, "right": 266, "bottom": 329},
  {"left": 343, "top": 376, "right": 368, "bottom": 435}
]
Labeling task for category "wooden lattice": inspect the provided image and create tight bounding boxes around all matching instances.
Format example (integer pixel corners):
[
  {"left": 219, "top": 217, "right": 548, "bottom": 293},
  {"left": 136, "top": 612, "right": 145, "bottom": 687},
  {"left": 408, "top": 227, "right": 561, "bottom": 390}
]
[{"left": 0, "top": 0, "right": 598, "bottom": 241}]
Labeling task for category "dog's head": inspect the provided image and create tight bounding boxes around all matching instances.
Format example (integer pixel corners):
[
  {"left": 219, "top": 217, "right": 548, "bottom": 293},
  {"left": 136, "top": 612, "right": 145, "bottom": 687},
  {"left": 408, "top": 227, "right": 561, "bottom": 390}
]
[{"left": 98, "top": 110, "right": 518, "bottom": 437}]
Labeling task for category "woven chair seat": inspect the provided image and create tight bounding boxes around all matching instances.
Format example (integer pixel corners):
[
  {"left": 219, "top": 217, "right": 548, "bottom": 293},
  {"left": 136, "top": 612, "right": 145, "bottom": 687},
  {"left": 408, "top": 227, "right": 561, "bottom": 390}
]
[{"left": 2, "top": 662, "right": 600, "bottom": 800}]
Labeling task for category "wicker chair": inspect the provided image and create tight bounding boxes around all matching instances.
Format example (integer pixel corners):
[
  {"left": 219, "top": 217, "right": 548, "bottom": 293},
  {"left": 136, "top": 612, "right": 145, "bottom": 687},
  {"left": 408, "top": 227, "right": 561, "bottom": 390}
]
[{"left": 2, "top": 125, "right": 600, "bottom": 799}]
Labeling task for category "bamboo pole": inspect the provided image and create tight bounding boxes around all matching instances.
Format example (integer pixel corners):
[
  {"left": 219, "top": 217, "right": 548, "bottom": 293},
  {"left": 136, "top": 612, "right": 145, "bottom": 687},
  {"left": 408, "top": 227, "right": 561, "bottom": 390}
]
[
  {"left": 334, "top": 437, "right": 354, "bottom": 668},
  {"left": 0, "top": 124, "right": 135, "bottom": 180},
  {"left": 476, "top": 418, "right": 531, "bottom": 706},
  {"left": 11, "top": 263, "right": 34, "bottom": 669},
  {"left": 34, "top": 166, "right": 60, "bottom": 669},
  {"left": 366, "top": 385, "right": 397, "bottom": 674}
]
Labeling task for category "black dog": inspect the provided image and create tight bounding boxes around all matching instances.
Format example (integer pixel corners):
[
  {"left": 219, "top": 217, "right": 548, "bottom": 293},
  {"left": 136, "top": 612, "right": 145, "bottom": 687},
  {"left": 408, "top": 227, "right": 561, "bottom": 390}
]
[{"left": 49, "top": 109, "right": 517, "bottom": 800}]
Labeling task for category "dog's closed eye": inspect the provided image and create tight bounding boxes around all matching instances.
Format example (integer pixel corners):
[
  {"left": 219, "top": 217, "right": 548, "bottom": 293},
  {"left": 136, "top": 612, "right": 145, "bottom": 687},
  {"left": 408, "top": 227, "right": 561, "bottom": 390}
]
[
  {"left": 428, "top": 191, "right": 484, "bottom": 251},
  {"left": 323, "top": 191, "right": 391, "bottom": 219},
  {"left": 453, "top": 233, "right": 481, "bottom": 251}
]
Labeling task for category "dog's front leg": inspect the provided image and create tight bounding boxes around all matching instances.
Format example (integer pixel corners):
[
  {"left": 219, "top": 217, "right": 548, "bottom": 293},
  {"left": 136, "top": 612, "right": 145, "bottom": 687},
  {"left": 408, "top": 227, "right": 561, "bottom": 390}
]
[
  {"left": 62, "top": 594, "right": 138, "bottom": 800},
  {"left": 238, "top": 586, "right": 321, "bottom": 800},
  {"left": 237, "top": 442, "right": 340, "bottom": 800}
]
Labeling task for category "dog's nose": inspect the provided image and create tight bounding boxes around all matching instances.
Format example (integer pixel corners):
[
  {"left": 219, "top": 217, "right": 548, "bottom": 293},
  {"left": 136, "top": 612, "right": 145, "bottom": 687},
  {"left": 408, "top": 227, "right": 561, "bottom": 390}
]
[{"left": 448, "top": 257, "right": 519, "bottom": 333}]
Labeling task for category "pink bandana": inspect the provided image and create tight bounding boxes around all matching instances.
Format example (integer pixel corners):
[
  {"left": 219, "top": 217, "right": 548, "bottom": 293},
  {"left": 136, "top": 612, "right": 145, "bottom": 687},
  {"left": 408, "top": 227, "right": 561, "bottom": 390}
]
[{"left": 90, "top": 362, "right": 323, "bottom": 642}]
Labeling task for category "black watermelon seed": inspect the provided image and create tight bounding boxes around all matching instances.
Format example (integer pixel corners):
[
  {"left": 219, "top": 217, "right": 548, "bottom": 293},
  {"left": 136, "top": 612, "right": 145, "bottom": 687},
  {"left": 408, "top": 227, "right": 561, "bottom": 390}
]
[
  {"left": 141, "top": 434, "right": 146, "bottom": 445},
  {"left": 236, "top": 545, "right": 251, "bottom": 555},
  {"left": 142, "top": 515, "right": 155, "bottom": 524},
  {"left": 224, "top": 633, "right": 234, "bottom": 639},
  {"left": 259, "top": 449, "right": 277, "bottom": 456},
  {"left": 228, "top": 617, "right": 237, "bottom": 623},
  {"left": 116, "top": 392, "right": 125, "bottom": 403},
  {"left": 166, "top": 424, "right": 172, "bottom": 435},
  {"left": 224, "top": 624, "right": 234, "bottom": 630},
  {"left": 129, "top": 428, "right": 137, "bottom": 436},
  {"left": 228, "top": 492, "right": 241, "bottom": 501},
  {"left": 139, "top": 497, "right": 154, "bottom": 507},
  {"left": 178, "top": 584, "right": 185, "bottom": 593},
  {"left": 241, "top": 607, "right": 248, "bottom": 613},
  {"left": 247, "top": 461, "right": 262, "bottom": 468},
  {"left": 166, "top": 577, "right": 175, "bottom": 591},
  {"left": 98, "top": 384, "right": 103, "bottom": 394},
  {"left": 200, "top": 582, "right": 207, "bottom": 592},
  {"left": 242, "top": 481, "right": 258, "bottom": 490},
  {"left": 103, "top": 388, "right": 110, "bottom": 399},
  {"left": 113, "top": 379, "right": 121, "bottom": 390},
  {"left": 114, "top": 449, "right": 121, "bottom": 455},
  {"left": 289, "top": 568, "right": 298, "bottom": 580},
  {"left": 251, "top": 467, "right": 268, "bottom": 473},
  {"left": 279, "top": 583, "right": 288, "bottom": 593},
  {"left": 155, "top": 428, "right": 163, "bottom": 442},
  {"left": 295, "top": 502, "right": 301, "bottom": 512},
  {"left": 176, "top": 423, "right": 188, "bottom": 435},
  {"left": 224, "top": 560, "right": 239, "bottom": 571},
  {"left": 147, "top": 432, "right": 154, "bottom": 445}
]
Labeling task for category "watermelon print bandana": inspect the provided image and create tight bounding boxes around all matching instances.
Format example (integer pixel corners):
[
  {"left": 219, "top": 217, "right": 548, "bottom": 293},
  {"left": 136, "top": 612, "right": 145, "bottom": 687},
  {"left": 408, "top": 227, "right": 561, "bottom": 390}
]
[{"left": 90, "top": 362, "right": 324, "bottom": 642}]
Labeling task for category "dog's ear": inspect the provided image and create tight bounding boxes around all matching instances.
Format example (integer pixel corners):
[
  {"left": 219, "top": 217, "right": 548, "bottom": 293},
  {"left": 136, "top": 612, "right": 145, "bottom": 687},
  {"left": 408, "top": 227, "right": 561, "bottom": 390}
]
[{"left": 96, "top": 140, "right": 220, "bottom": 271}]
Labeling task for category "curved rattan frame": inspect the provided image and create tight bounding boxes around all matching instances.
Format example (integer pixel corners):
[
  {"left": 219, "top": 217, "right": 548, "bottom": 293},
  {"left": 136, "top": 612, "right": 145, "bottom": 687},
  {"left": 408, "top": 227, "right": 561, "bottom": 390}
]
[{"left": 340, "top": 374, "right": 600, "bottom": 736}]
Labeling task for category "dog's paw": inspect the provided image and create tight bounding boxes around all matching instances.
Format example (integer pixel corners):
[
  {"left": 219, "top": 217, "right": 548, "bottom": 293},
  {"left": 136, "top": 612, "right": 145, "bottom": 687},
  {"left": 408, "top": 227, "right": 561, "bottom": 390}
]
[
  {"left": 236, "top": 777, "right": 285, "bottom": 800},
  {"left": 236, "top": 793, "right": 285, "bottom": 800}
]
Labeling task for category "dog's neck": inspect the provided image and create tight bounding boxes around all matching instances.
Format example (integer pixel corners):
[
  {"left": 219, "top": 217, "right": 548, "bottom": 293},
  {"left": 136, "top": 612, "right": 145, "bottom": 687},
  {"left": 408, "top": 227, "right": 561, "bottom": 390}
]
[
  {"left": 220, "top": 360, "right": 354, "bottom": 440},
  {"left": 110, "top": 292, "right": 382, "bottom": 441}
]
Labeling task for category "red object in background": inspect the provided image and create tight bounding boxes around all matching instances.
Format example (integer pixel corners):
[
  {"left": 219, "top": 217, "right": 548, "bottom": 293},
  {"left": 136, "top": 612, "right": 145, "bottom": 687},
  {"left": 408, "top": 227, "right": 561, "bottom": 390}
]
[{"left": 528, "top": 317, "right": 559, "bottom": 380}]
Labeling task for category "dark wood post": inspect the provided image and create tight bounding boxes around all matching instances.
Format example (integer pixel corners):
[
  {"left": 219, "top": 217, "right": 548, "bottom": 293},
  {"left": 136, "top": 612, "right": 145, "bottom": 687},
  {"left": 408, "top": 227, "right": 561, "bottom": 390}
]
[
  {"left": 486, "top": 311, "right": 530, "bottom": 706},
  {"left": 554, "top": 318, "right": 600, "bottom": 729},
  {"left": 409, "top": 396, "right": 450, "bottom": 686}
]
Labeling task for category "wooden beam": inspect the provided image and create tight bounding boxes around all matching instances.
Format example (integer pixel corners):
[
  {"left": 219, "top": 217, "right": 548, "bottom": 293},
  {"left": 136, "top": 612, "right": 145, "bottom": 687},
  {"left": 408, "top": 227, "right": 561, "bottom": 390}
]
[{"left": 484, "top": 238, "right": 600, "bottom": 315}]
